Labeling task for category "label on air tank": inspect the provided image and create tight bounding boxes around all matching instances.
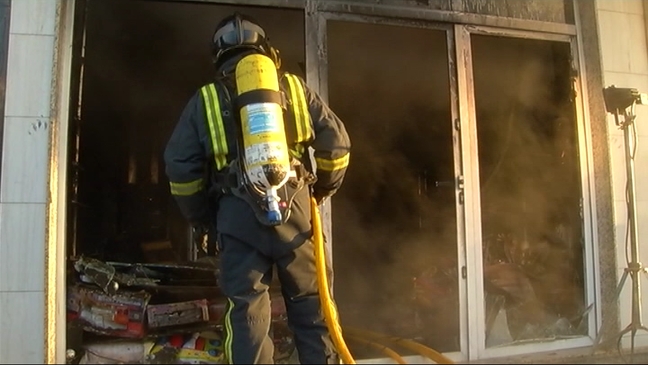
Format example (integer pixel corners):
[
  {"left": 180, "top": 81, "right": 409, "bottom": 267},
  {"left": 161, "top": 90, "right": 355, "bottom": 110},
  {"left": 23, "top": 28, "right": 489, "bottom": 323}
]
[
  {"left": 241, "top": 102, "right": 290, "bottom": 191},
  {"left": 245, "top": 142, "right": 285, "bottom": 168},
  {"left": 246, "top": 103, "right": 280, "bottom": 135}
]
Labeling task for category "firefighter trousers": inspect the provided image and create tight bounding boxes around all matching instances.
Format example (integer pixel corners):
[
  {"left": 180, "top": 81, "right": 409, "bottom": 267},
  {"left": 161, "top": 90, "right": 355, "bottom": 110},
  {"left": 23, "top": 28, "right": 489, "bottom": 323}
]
[{"left": 218, "top": 232, "right": 338, "bottom": 364}]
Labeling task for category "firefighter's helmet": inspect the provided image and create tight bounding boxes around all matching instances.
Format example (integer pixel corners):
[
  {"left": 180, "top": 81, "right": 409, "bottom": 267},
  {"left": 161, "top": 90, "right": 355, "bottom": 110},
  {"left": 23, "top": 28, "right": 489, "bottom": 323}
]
[{"left": 211, "top": 12, "right": 281, "bottom": 69}]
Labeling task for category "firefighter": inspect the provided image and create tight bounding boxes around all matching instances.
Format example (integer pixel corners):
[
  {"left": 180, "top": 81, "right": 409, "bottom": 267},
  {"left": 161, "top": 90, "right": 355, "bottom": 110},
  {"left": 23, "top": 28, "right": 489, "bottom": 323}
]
[{"left": 163, "top": 12, "right": 351, "bottom": 364}]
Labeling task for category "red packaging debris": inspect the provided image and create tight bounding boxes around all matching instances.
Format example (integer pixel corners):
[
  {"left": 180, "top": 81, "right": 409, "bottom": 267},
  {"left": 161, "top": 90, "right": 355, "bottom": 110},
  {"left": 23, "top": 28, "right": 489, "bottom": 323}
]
[
  {"left": 67, "top": 284, "right": 214, "bottom": 338},
  {"left": 67, "top": 283, "right": 151, "bottom": 338}
]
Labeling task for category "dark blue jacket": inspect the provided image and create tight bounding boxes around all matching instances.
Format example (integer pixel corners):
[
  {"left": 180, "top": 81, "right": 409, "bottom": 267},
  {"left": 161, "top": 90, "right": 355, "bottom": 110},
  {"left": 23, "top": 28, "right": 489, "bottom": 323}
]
[{"left": 164, "top": 61, "right": 350, "bottom": 245}]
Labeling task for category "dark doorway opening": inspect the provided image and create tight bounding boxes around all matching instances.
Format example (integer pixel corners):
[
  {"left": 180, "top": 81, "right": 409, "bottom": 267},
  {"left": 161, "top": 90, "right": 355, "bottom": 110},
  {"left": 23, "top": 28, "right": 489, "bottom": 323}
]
[
  {"left": 65, "top": 1, "right": 305, "bottom": 363},
  {"left": 69, "top": 0, "right": 305, "bottom": 263}
]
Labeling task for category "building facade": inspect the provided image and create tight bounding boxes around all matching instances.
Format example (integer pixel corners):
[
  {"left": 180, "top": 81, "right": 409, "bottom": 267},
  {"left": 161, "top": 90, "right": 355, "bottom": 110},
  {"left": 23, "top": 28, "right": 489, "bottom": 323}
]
[{"left": 1, "top": 0, "right": 648, "bottom": 363}]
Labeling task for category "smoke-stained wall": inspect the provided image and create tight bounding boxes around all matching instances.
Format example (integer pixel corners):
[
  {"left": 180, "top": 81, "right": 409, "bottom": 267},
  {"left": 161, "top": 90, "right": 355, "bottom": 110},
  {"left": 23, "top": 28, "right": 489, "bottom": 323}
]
[
  {"left": 323, "top": 0, "right": 573, "bottom": 23},
  {"left": 459, "top": 0, "right": 573, "bottom": 23}
]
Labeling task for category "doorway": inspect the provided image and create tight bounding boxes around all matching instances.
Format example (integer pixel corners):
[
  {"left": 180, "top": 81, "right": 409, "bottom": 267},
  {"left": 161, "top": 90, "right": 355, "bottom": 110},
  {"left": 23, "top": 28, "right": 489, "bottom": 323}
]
[
  {"left": 471, "top": 34, "right": 587, "bottom": 348},
  {"left": 65, "top": 1, "right": 305, "bottom": 362},
  {"left": 327, "top": 20, "right": 461, "bottom": 356},
  {"left": 70, "top": 0, "right": 305, "bottom": 262}
]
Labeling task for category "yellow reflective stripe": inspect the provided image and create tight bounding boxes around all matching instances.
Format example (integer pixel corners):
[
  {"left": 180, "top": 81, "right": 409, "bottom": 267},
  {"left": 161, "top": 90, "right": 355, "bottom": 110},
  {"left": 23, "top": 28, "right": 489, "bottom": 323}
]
[
  {"left": 285, "top": 75, "right": 305, "bottom": 143},
  {"left": 224, "top": 298, "right": 234, "bottom": 364},
  {"left": 200, "top": 84, "right": 229, "bottom": 170},
  {"left": 315, "top": 153, "right": 350, "bottom": 171},
  {"left": 285, "top": 74, "right": 312, "bottom": 144},
  {"left": 169, "top": 178, "right": 204, "bottom": 196}
]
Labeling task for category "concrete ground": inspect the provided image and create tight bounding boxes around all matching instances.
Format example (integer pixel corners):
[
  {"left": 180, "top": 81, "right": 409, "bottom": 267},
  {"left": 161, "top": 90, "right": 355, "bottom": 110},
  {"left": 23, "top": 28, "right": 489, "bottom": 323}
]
[{"left": 467, "top": 347, "right": 648, "bottom": 364}]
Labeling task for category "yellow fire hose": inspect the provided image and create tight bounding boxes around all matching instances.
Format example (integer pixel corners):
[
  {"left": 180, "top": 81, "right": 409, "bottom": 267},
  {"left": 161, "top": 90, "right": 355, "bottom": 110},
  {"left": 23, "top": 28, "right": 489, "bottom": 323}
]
[
  {"left": 345, "top": 334, "right": 407, "bottom": 364},
  {"left": 311, "top": 197, "right": 356, "bottom": 364},
  {"left": 343, "top": 326, "right": 455, "bottom": 364}
]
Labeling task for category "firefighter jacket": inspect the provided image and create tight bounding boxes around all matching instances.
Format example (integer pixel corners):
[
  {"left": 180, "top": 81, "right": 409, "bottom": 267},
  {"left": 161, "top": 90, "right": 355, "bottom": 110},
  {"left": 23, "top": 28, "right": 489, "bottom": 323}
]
[{"left": 164, "top": 68, "right": 350, "bottom": 244}]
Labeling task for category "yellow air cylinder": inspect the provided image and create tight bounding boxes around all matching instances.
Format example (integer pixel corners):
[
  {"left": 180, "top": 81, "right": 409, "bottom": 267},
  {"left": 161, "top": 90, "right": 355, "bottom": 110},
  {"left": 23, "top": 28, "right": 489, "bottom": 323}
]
[{"left": 235, "top": 53, "right": 291, "bottom": 225}]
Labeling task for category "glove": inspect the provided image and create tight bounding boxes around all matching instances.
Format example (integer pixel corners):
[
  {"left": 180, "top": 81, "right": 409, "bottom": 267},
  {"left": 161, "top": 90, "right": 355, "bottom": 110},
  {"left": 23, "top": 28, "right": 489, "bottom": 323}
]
[{"left": 191, "top": 225, "right": 209, "bottom": 254}]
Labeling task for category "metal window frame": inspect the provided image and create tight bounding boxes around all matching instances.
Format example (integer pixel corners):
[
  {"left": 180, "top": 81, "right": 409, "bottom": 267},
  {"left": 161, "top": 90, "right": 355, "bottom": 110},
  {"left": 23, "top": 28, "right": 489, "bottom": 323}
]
[
  {"left": 47, "top": 0, "right": 77, "bottom": 363},
  {"left": 453, "top": 24, "right": 481, "bottom": 361},
  {"left": 305, "top": 4, "right": 597, "bottom": 363},
  {"left": 571, "top": 0, "right": 602, "bottom": 350},
  {"left": 312, "top": 10, "right": 466, "bottom": 363},
  {"left": 454, "top": 22, "right": 599, "bottom": 362},
  {"left": 447, "top": 24, "right": 469, "bottom": 363}
]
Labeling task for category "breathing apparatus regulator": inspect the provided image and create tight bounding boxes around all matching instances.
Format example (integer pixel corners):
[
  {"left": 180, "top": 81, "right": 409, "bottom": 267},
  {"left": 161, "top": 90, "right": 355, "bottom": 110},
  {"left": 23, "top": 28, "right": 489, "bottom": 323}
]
[{"left": 211, "top": 13, "right": 295, "bottom": 226}]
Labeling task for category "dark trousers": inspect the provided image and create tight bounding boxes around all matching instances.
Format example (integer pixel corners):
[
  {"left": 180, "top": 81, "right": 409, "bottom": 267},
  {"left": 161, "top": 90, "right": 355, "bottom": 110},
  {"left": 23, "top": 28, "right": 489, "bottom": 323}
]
[{"left": 218, "top": 232, "right": 338, "bottom": 364}]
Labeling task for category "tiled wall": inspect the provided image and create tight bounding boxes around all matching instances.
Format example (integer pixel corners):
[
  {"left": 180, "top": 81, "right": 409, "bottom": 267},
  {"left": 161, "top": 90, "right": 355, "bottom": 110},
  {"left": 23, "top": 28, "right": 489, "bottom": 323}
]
[
  {"left": 596, "top": 0, "right": 648, "bottom": 349},
  {"left": 0, "top": 0, "right": 58, "bottom": 363}
]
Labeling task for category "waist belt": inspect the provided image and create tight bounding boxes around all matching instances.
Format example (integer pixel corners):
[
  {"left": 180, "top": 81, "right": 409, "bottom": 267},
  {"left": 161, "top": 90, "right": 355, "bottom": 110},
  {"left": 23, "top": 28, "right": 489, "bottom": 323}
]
[{"left": 212, "top": 158, "right": 316, "bottom": 226}]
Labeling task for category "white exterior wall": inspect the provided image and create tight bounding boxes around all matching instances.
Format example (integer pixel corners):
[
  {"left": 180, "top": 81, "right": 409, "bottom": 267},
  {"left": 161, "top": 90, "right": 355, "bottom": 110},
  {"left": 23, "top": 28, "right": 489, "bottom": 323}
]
[
  {"left": 595, "top": 0, "right": 648, "bottom": 349},
  {"left": 0, "top": 0, "right": 58, "bottom": 363}
]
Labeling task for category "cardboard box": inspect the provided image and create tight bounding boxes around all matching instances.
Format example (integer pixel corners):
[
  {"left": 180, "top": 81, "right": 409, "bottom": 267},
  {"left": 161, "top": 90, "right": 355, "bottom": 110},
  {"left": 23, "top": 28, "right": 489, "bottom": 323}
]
[{"left": 147, "top": 299, "right": 210, "bottom": 328}]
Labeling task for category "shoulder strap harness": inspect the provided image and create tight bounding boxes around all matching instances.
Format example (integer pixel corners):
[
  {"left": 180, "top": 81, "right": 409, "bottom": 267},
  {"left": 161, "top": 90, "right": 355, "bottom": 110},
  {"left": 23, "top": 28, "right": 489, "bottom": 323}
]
[{"left": 199, "top": 73, "right": 315, "bottom": 226}]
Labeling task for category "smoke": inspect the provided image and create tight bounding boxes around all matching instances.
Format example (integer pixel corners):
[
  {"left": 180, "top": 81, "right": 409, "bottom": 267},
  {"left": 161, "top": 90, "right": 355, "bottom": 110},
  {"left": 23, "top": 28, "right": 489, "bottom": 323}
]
[
  {"left": 327, "top": 21, "right": 459, "bottom": 348},
  {"left": 471, "top": 36, "right": 587, "bottom": 334},
  {"left": 327, "top": 23, "right": 585, "bottom": 348},
  {"left": 472, "top": 36, "right": 580, "bottom": 241}
]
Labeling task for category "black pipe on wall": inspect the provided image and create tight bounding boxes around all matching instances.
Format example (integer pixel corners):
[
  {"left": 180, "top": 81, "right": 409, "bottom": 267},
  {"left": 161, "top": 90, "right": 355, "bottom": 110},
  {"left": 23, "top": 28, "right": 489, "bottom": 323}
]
[{"left": 0, "top": 0, "right": 11, "bottom": 192}]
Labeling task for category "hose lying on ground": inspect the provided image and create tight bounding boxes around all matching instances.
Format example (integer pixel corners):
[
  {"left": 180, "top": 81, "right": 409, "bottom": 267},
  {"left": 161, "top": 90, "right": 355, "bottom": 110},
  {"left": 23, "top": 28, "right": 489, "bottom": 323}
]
[
  {"left": 311, "top": 197, "right": 356, "bottom": 364},
  {"left": 343, "top": 326, "right": 455, "bottom": 364},
  {"left": 345, "top": 334, "right": 407, "bottom": 364}
]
